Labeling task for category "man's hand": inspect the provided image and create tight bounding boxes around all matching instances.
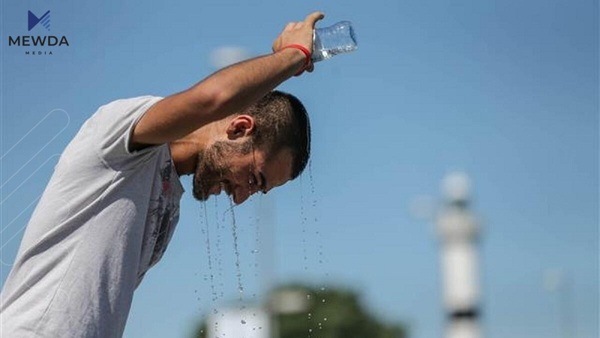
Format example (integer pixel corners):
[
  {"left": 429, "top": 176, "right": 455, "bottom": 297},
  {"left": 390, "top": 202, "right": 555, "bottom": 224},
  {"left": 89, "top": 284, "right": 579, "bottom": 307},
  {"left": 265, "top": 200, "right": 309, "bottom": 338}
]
[{"left": 272, "top": 11, "right": 325, "bottom": 73}]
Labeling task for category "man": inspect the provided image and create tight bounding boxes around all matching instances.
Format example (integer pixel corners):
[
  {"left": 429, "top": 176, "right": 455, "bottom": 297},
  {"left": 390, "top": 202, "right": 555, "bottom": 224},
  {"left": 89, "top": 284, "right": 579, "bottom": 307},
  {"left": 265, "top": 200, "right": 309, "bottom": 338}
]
[{"left": 0, "top": 11, "right": 324, "bottom": 338}]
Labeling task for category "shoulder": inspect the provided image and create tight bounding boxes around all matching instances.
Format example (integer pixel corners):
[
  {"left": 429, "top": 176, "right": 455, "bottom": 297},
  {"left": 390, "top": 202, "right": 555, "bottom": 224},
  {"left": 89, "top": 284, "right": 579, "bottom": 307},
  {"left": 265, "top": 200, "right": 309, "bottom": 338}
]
[{"left": 98, "top": 96, "right": 164, "bottom": 115}]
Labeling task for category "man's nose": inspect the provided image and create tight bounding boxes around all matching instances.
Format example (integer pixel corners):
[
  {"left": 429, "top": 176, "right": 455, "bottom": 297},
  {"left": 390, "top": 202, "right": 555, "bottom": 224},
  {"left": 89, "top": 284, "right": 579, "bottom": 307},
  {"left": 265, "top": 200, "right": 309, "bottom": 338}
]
[
  {"left": 237, "top": 184, "right": 262, "bottom": 204},
  {"left": 235, "top": 189, "right": 252, "bottom": 205}
]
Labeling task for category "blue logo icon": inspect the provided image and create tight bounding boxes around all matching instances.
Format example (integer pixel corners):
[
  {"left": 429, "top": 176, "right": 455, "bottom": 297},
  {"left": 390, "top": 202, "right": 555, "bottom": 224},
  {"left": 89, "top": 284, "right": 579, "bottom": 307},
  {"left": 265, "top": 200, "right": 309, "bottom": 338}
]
[{"left": 28, "top": 10, "right": 51, "bottom": 31}]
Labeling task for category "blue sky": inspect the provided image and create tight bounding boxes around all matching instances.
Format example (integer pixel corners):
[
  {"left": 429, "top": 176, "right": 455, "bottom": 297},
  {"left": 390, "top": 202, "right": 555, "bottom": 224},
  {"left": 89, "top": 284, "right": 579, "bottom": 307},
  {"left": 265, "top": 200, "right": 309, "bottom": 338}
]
[{"left": 1, "top": 1, "right": 598, "bottom": 338}]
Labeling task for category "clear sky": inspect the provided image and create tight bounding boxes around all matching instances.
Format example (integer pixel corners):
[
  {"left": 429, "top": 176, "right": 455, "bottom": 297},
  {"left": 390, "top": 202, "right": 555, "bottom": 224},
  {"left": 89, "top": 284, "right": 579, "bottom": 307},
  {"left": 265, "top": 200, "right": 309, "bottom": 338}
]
[{"left": 1, "top": 1, "right": 598, "bottom": 338}]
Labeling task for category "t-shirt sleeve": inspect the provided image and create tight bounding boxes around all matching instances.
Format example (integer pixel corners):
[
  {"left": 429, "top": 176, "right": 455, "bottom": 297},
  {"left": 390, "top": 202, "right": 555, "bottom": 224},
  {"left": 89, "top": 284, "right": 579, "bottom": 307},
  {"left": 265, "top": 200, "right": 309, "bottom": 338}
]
[{"left": 88, "top": 96, "right": 164, "bottom": 170}]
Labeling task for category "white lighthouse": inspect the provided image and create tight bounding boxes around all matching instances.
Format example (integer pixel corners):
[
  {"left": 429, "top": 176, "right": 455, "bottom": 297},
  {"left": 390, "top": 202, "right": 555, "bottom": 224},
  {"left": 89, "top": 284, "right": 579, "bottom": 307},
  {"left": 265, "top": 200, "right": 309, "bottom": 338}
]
[{"left": 437, "top": 172, "right": 483, "bottom": 338}]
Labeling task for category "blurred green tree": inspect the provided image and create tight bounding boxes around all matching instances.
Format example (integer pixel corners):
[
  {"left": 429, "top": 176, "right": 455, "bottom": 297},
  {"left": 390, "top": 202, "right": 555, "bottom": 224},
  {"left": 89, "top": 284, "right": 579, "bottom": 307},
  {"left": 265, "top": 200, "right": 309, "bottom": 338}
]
[{"left": 193, "top": 285, "right": 407, "bottom": 338}]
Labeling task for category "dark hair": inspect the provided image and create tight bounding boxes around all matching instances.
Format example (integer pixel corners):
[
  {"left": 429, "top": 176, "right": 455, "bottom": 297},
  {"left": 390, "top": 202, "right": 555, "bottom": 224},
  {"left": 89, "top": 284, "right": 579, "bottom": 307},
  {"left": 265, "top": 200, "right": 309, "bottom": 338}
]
[{"left": 241, "top": 90, "right": 311, "bottom": 179}]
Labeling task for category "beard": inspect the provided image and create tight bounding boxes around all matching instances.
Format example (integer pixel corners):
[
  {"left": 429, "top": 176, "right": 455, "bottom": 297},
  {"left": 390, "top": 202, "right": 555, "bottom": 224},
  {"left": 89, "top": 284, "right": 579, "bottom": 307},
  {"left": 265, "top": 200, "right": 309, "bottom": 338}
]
[{"left": 192, "top": 140, "right": 252, "bottom": 201}]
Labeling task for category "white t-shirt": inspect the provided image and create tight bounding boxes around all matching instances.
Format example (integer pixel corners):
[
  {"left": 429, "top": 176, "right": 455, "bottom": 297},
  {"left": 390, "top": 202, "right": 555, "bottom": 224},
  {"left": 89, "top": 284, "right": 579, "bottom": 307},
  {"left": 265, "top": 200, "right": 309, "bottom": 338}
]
[{"left": 0, "top": 96, "right": 185, "bottom": 338}]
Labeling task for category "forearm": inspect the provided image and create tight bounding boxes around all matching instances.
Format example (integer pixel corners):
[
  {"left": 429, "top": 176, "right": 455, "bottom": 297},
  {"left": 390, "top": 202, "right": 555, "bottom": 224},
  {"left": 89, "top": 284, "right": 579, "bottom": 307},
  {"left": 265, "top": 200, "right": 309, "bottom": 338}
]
[{"left": 189, "top": 47, "right": 306, "bottom": 121}]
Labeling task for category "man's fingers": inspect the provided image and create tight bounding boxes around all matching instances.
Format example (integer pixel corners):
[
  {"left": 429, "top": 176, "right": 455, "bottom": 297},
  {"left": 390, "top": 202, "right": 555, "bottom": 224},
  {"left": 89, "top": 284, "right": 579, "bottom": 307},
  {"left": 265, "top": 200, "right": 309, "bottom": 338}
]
[{"left": 304, "top": 11, "right": 325, "bottom": 27}]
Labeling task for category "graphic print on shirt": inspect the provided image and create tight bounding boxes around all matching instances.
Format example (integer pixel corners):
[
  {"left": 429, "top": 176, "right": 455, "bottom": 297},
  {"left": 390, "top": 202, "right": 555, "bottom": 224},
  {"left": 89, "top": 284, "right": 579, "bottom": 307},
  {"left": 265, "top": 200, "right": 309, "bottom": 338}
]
[{"left": 147, "top": 160, "right": 180, "bottom": 267}]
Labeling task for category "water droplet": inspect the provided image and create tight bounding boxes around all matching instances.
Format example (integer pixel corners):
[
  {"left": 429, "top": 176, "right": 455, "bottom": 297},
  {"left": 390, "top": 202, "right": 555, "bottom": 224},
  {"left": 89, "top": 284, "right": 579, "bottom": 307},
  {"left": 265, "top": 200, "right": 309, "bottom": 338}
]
[
  {"left": 241, "top": 320, "right": 246, "bottom": 324},
  {"left": 324, "top": 317, "right": 328, "bottom": 321},
  {"left": 322, "top": 298, "right": 326, "bottom": 303}
]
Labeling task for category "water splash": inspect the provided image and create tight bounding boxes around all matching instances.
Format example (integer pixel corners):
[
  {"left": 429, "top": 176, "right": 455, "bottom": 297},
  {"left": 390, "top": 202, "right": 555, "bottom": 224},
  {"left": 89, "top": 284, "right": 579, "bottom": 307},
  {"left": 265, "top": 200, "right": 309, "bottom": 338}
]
[
  {"left": 214, "top": 197, "right": 225, "bottom": 299},
  {"left": 199, "top": 201, "right": 224, "bottom": 338},
  {"left": 227, "top": 195, "right": 244, "bottom": 298},
  {"left": 199, "top": 202, "right": 218, "bottom": 303},
  {"left": 309, "top": 161, "right": 330, "bottom": 334}
]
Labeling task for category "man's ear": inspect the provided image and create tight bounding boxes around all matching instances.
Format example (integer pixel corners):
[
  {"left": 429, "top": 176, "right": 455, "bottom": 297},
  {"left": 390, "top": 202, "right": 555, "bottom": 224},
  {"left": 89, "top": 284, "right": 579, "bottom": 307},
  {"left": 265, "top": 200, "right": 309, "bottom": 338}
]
[{"left": 226, "top": 115, "right": 255, "bottom": 140}]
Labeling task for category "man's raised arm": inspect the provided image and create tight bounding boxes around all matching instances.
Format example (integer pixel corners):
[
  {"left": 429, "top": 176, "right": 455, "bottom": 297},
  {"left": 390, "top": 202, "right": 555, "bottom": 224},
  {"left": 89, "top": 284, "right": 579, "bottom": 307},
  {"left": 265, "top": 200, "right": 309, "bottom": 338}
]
[{"left": 131, "top": 11, "right": 324, "bottom": 148}]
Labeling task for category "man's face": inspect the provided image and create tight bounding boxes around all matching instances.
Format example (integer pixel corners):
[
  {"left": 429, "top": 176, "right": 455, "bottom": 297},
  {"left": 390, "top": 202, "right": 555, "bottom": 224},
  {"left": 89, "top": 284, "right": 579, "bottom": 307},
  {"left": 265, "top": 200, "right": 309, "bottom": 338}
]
[{"left": 192, "top": 140, "right": 293, "bottom": 204}]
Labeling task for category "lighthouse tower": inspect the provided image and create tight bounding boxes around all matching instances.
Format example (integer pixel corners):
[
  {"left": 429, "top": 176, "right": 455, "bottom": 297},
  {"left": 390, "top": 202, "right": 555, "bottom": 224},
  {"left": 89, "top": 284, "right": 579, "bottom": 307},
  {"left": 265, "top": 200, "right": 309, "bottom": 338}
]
[{"left": 437, "top": 172, "right": 483, "bottom": 338}]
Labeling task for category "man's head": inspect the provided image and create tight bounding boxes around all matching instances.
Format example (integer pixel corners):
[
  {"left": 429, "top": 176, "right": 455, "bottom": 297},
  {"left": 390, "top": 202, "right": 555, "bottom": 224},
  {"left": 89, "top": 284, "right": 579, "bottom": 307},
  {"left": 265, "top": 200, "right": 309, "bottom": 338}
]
[{"left": 192, "top": 90, "right": 311, "bottom": 204}]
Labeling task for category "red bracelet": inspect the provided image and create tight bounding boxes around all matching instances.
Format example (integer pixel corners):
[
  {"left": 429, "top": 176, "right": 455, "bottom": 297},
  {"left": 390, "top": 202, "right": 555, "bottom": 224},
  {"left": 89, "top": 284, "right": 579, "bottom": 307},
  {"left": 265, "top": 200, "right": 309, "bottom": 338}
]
[{"left": 281, "top": 44, "right": 312, "bottom": 76}]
